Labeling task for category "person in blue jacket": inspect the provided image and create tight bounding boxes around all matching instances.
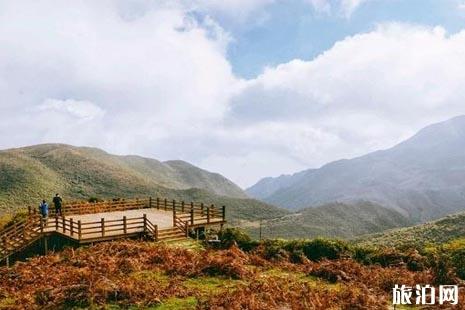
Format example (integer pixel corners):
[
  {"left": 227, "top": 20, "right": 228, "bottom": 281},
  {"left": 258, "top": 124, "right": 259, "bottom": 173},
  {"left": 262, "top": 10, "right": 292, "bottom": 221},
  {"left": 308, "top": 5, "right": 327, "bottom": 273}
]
[{"left": 39, "top": 200, "right": 49, "bottom": 221}]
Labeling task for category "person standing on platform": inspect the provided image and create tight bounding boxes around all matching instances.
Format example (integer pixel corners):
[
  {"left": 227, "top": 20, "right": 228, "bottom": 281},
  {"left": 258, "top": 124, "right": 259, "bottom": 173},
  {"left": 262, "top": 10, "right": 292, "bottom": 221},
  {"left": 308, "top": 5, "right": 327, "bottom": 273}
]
[
  {"left": 39, "top": 200, "right": 49, "bottom": 223},
  {"left": 53, "top": 193, "right": 63, "bottom": 216}
]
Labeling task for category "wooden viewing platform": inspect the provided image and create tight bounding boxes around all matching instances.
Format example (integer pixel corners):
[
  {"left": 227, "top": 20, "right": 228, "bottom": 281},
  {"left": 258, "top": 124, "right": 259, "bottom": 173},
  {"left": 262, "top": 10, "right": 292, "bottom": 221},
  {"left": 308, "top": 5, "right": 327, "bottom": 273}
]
[{"left": 0, "top": 198, "right": 226, "bottom": 266}]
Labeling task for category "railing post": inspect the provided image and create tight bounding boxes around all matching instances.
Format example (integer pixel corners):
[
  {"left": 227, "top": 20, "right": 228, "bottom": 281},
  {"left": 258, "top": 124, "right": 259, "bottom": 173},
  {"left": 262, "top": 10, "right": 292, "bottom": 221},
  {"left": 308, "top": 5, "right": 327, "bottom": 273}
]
[
  {"left": 62, "top": 217, "right": 66, "bottom": 234},
  {"left": 149, "top": 197, "right": 152, "bottom": 209},
  {"left": 173, "top": 200, "right": 176, "bottom": 212},
  {"left": 55, "top": 216, "right": 58, "bottom": 230},
  {"left": 101, "top": 218, "right": 105, "bottom": 237},
  {"left": 155, "top": 225, "right": 158, "bottom": 242},
  {"left": 190, "top": 205, "right": 194, "bottom": 225},
  {"left": 207, "top": 207, "right": 210, "bottom": 224},
  {"left": 201, "top": 203, "right": 204, "bottom": 216},
  {"left": 143, "top": 214, "right": 147, "bottom": 233},
  {"left": 182, "top": 201, "right": 185, "bottom": 212},
  {"left": 164, "top": 199, "right": 167, "bottom": 211},
  {"left": 156, "top": 197, "right": 160, "bottom": 210},
  {"left": 40, "top": 218, "right": 44, "bottom": 234},
  {"left": 78, "top": 220, "right": 82, "bottom": 240},
  {"left": 173, "top": 208, "right": 176, "bottom": 226},
  {"left": 222, "top": 206, "right": 226, "bottom": 221},
  {"left": 28, "top": 206, "right": 31, "bottom": 215},
  {"left": 123, "top": 216, "right": 127, "bottom": 234},
  {"left": 70, "top": 218, "right": 74, "bottom": 236}
]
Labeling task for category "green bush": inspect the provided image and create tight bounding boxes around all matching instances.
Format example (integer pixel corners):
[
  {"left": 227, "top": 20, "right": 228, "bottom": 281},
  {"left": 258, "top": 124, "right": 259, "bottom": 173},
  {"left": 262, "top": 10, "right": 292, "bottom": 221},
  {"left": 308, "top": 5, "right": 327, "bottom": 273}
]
[
  {"left": 351, "top": 246, "right": 376, "bottom": 264},
  {"left": 261, "top": 239, "right": 288, "bottom": 260},
  {"left": 450, "top": 248, "right": 465, "bottom": 279},
  {"left": 0, "top": 211, "right": 28, "bottom": 231},
  {"left": 364, "top": 248, "right": 405, "bottom": 267},
  {"left": 301, "top": 238, "right": 349, "bottom": 261},
  {"left": 217, "top": 228, "right": 257, "bottom": 251}
]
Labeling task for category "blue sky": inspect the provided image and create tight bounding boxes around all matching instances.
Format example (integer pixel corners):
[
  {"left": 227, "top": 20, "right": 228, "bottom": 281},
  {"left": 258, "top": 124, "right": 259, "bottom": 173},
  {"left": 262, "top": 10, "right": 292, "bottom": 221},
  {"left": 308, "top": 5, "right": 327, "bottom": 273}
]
[
  {"left": 2, "top": 0, "right": 465, "bottom": 187},
  {"left": 221, "top": 0, "right": 465, "bottom": 77}
]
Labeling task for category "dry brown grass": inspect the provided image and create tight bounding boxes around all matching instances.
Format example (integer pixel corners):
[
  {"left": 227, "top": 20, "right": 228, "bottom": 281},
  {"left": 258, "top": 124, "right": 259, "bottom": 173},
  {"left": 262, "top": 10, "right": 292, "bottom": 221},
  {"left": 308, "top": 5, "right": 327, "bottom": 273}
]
[{"left": 0, "top": 240, "right": 462, "bottom": 309}]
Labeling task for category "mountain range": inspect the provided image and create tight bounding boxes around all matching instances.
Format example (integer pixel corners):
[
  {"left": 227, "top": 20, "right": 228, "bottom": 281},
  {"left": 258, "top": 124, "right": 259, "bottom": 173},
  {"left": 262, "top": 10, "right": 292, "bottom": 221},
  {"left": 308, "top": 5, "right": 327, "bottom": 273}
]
[
  {"left": 245, "top": 201, "right": 412, "bottom": 240},
  {"left": 0, "top": 144, "right": 412, "bottom": 239},
  {"left": 356, "top": 210, "right": 465, "bottom": 249},
  {"left": 247, "top": 115, "right": 465, "bottom": 222},
  {"left": 0, "top": 144, "right": 286, "bottom": 223},
  {"left": 5, "top": 115, "right": 465, "bottom": 239}
]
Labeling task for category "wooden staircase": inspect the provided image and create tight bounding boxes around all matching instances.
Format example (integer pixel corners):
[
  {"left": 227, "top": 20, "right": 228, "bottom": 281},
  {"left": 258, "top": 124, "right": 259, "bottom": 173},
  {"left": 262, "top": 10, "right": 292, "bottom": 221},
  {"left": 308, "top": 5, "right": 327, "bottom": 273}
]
[
  {"left": 157, "top": 227, "right": 187, "bottom": 242},
  {"left": 0, "top": 215, "right": 43, "bottom": 264}
]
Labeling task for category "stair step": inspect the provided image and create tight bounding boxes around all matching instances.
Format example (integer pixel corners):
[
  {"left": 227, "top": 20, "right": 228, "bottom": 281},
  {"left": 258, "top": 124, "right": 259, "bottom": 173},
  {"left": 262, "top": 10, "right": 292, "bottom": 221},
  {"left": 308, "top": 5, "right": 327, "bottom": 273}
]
[
  {"left": 159, "top": 236, "right": 187, "bottom": 242},
  {"left": 158, "top": 232, "right": 186, "bottom": 239},
  {"left": 158, "top": 232, "right": 185, "bottom": 238},
  {"left": 158, "top": 228, "right": 183, "bottom": 234}
]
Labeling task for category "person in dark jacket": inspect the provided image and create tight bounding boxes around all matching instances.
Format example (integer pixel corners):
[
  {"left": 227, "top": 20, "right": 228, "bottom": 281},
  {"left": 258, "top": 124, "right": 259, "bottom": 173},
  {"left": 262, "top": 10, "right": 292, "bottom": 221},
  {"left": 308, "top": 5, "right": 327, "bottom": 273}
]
[{"left": 53, "top": 193, "right": 63, "bottom": 216}]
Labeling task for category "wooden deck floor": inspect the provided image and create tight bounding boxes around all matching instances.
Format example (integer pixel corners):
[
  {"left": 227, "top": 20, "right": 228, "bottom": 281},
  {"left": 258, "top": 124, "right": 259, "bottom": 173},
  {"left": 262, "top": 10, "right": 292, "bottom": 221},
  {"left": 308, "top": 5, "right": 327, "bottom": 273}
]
[{"left": 64, "top": 208, "right": 175, "bottom": 229}]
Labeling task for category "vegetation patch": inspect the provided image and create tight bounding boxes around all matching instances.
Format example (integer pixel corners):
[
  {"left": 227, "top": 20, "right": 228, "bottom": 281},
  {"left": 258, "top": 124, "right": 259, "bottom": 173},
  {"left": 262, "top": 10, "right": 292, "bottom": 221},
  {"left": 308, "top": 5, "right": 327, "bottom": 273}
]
[
  {"left": 1, "top": 234, "right": 464, "bottom": 309},
  {"left": 183, "top": 276, "right": 242, "bottom": 294},
  {"left": 152, "top": 297, "right": 197, "bottom": 310}
]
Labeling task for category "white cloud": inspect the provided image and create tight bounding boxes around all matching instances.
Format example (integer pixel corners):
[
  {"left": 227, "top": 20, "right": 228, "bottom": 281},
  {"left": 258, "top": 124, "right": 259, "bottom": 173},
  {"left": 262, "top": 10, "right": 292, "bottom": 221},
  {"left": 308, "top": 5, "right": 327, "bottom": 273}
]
[
  {"left": 307, "top": 0, "right": 370, "bottom": 16},
  {"left": 224, "top": 23, "right": 465, "bottom": 185},
  {"left": 193, "top": 0, "right": 274, "bottom": 19},
  {"left": 458, "top": 1, "right": 465, "bottom": 10},
  {"left": 0, "top": 0, "right": 237, "bottom": 156},
  {"left": 340, "top": 0, "right": 368, "bottom": 16},
  {"left": 306, "top": 0, "right": 332, "bottom": 14},
  {"left": 2, "top": 1, "right": 465, "bottom": 189},
  {"left": 38, "top": 99, "right": 104, "bottom": 121}
]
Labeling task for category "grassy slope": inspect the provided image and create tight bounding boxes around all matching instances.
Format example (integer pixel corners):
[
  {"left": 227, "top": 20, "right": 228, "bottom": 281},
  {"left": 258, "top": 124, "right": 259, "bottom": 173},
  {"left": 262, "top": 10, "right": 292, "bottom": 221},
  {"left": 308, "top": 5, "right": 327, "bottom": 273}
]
[
  {"left": 244, "top": 201, "right": 412, "bottom": 240},
  {"left": 356, "top": 211, "right": 465, "bottom": 248},
  {"left": 0, "top": 240, "right": 437, "bottom": 309},
  {"left": 0, "top": 144, "right": 286, "bottom": 224}
]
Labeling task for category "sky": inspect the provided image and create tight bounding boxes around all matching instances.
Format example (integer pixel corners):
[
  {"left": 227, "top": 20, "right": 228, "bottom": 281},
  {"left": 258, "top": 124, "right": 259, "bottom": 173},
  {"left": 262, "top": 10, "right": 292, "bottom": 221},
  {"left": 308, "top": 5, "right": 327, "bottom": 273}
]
[{"left": 1, "top": 0, "right": 465, "bottom": 188}]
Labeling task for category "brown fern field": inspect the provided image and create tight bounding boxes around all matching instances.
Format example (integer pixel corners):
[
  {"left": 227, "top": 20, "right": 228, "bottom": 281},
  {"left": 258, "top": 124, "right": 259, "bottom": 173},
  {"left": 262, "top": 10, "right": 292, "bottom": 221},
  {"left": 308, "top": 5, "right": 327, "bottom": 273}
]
[{"left": 1, "top": 239, "right": 463, "bottom": 309}]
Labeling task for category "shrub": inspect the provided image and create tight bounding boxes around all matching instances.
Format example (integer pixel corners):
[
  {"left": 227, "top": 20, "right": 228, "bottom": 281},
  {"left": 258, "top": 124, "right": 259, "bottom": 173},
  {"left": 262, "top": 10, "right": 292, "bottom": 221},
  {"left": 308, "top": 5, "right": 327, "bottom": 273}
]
[
  {"left": 428, "top": 250, "right": 457, "bottom": 285},
  {"left": 363, "top": 247, "right": 405, "bottom": 267},
  {"left": 450, "top": 248, "right": 465, "bottom": 280},
  {"left": 351, "top": 246, "right": 376, "bottom": 264},
  {"left": 301, "top": 238, "right": 349, "bottom": 261},
  {"left": 260, "top": 239, "right": 289, "bottom": 261},
  {"left": 0, "top": 211, "right": 28, "bottom": 231},
  {"left": 217, "top": 228, "right": 257, "bottom": 251}
]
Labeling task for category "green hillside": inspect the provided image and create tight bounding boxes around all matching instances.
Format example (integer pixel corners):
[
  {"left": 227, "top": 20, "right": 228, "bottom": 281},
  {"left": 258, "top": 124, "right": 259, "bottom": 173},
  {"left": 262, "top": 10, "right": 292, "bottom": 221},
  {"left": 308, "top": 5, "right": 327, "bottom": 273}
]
[
  {"left": 356, "top": 211, "right": 465, "bottom": 249},
  {"left": 244, "top": 201, "right": 412, "bottom": 239},
  {"left": 0, "top": 144, "right": 286, "bottom": 223}
]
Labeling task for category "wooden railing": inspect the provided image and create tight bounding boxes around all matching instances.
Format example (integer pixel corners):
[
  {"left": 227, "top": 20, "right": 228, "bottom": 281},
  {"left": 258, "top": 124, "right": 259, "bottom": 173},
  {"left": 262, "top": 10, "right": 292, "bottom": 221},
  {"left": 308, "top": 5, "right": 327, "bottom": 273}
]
[
  {"left": 28, "top": 198, "right": 150, "bottom": 217},
  {"left": 173, "top": 213, "right": 189, "bottom": 237},
  {"left": 50, "top": 214, "right": 158, "bottom": 241},
  {"left": 0, "top": 214, "right": 43, "bottom": 260},
  {"left": 153, "top": 198, "right": 226, "bottom": 227},
  {"left": 26, "top": 197, "right": 226, "bottom": 224},
  {"left": 145, "top": 218, "right": 158, "bottom": 241}
]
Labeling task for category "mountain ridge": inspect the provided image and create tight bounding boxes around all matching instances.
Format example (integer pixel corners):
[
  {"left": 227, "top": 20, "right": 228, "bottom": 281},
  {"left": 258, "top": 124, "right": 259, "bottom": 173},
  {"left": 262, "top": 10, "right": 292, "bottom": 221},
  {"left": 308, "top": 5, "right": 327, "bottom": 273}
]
[
  {"left": 245, "top": 201, "right": 411, "bottom": 239},
  {"left": 356, "top": 209, "right": 465, "bottom": 249},
  {"left": 0, "top": 143, "right": 291, "bottom": 224},
  {"left": 247, "top": 115, "right": 465, "bottom": 222}
]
